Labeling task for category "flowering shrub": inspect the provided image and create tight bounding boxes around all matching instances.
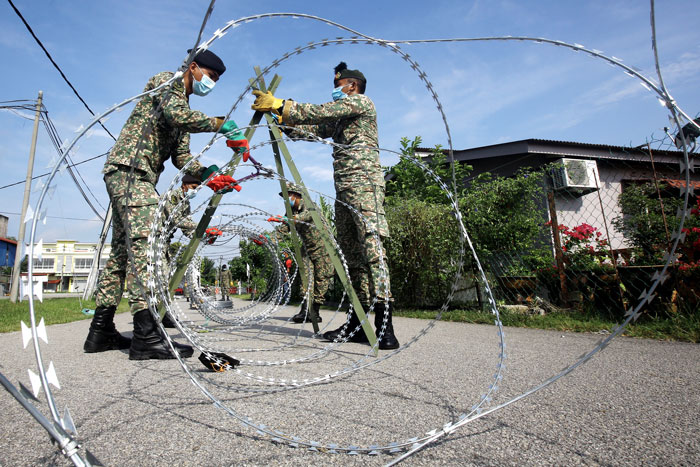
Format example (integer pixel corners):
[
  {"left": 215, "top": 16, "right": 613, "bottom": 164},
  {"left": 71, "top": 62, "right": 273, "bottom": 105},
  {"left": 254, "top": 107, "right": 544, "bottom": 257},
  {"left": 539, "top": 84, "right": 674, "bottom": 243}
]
[
  {"left": 544, "top": 221, "right": 614, "bottom": 271},
  {"left": 677, "top": 195, "right": 700, "bottom": 271}
]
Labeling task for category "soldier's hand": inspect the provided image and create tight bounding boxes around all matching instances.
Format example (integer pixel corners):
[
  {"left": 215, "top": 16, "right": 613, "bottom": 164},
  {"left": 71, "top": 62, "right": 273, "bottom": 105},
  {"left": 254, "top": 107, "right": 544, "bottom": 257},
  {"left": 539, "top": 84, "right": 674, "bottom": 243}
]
[
  {"left": 267, "top": 215, "right": 286, "bottom": 223},
  {"left": 251, "top": 90, "right": 283, "bottom": 113},
  {"left": 205, "top": 227, "right": 223, "bottom": 244},
  {"left": 218, "top": 120, "right": 244, "bottom": 140},
  {"left": 206, "top": 175, "right": 241, "bottom": 193},
  {"left": 226, "top": 138, "right": 250, "bottom": 162},
  {"left": 201, "top": 165, "right": 242, "bottom": 193}
]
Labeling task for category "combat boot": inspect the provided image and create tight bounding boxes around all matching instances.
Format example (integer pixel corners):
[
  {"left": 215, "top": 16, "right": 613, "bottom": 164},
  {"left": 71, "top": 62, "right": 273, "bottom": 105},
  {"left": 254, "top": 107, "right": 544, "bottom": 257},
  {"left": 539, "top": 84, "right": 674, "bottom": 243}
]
[
  {"left": 291, "top": 303, "right": 323, "bottom": 323},
  {"left": 83, "top": 305, "right": 131, "bottom": 353},
  {"left": 129, "top": 310, "right": 194, "bottom": 360},
  {"left": 322, "top": 307, "right": 369, "bottom": 344},
  {"left": 161, "top": 312, "right": 177, "bottom": 328},
  {"left": 374, "top": 302, "right": 400, "bottom": 350}
]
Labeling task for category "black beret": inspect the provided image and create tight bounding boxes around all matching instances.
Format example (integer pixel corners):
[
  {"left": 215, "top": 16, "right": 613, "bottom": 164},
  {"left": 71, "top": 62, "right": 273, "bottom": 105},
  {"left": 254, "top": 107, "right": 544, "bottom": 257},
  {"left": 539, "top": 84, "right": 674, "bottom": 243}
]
[
  {"left": 181, "top": 174, "right": 201, "bottom": 185},
  {"left": 334, "top": 62, "right": 365, "bottom": 82},
  {"left": 187, "top": 49, "right": 226, "bottom": 75}
]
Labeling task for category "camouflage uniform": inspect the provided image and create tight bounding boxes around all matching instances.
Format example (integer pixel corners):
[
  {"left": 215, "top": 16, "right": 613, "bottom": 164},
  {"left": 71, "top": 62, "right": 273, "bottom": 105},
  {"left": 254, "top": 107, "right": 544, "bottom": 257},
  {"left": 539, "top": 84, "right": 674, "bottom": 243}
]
[
  {"left": 276, "top": 200, "right": 334, "bottom": 304},
  {"left": 219, "top": 267, "right": 232, "bottom": 300},
  {"left": 282, "top": 95, "right": 390, "bottom": 304},
  {"left": 161, "top": 187, "right": 197, "bottom": 283},
  {"left": 95, "top": 72, "right": 220, "bottom": 314}
]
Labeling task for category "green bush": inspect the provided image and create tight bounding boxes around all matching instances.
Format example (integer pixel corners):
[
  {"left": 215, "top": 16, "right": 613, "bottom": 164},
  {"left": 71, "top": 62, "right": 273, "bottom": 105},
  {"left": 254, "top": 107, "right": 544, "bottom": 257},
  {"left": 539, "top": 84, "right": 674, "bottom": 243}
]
[{"left": 385, "top": 198, "right": 462, "bottom": 308}]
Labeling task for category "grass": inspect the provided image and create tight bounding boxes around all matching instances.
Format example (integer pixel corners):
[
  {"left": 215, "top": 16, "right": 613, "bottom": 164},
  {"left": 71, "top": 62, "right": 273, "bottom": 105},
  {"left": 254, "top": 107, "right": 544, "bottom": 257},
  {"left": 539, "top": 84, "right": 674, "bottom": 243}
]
[
  {"left": 1, "top": 297, "right": 697, "bottom": 343},
  {"left": 0, "top": 298, "right": 129, "bottom": 333},
  {"left": 393, "top": 307, "right": 700, "bottom": 343}
]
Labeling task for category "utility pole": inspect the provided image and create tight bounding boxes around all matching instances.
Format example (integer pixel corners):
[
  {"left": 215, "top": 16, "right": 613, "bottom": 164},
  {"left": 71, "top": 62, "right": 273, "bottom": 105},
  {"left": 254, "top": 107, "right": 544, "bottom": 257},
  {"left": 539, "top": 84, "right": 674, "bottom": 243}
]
[{"left": 10, "top": 91, "right": 43, "bottom": 303}]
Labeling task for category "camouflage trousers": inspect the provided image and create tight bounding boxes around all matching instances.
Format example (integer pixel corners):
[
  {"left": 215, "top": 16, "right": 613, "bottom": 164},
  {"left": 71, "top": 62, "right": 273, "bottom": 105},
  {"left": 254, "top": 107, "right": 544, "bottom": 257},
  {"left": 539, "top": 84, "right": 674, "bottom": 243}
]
[
  {"left": 95, "top": 167, "right": 160, "bottom": 314},
  {"left": 335, "top": 188, "right": 391, "bottom": 304},
  {"left": 302, "top": 245, "right": 334, "bottom": 305}
]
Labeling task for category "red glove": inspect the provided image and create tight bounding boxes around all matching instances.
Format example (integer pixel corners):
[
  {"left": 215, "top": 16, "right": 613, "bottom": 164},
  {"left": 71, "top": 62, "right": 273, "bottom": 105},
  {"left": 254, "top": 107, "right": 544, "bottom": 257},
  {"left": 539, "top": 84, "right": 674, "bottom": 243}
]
[
  {"left": 206, "top": 175, "right": 242, "bottom": 193},
  {"left": 205, "top": 227, "right": 223, "bottom": 244},
  {"left": 226, "top": 138, "right": 250, "bottom": 162},
  {"left": 267, "top": 215, "right": 286, "bottom": 223},
  {"left": 285, "top": 258, "right": 292, "bottom": 272},
  {"left": 251, "top": 234, "right": 269, "bottom": 246}
]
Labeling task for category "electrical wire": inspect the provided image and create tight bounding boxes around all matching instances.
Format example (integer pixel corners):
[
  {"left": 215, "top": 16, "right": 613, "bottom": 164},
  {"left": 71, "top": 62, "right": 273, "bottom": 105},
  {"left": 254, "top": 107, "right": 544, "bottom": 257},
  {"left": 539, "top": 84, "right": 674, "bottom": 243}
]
[
  {"left": 0, "top": 152, "right": 109, "bottom": 190},
  {"left": 6, "top": 0, "right": 117, "bottom": 142}
]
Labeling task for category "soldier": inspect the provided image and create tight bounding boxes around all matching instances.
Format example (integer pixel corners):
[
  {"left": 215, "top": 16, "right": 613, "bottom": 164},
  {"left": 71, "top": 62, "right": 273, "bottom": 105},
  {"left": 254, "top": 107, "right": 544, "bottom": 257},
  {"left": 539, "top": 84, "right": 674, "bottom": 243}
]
[
  {"left": 252, "top": 62, "right": 399, "bottom": 349},
  {"left": 270, "top": 185, "right": 333, "bottom": 324},
  {"left": 84, "top": 49, "right": 247, "bottom": 360},
  {"left": 160, "top": 174, "right": 203, "bottom": 327},
  {"left": 219, "top": 265, "right": 232, "bottom": 301}
]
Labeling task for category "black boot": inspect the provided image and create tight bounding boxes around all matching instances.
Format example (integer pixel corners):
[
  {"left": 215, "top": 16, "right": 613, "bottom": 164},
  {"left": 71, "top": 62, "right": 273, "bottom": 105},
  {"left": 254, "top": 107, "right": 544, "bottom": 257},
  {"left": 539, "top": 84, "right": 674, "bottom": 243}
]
[
  {"left": 161, "top": 312, "right": 177, "bottom": 328},
  {"left": 129, "top": 310, "right": 194, "bottom": 360},
  {"left": 375, "top": 302, "right": 400, "bottom": 350},
  {"left": 83, "top": 305, "right": 131, "bottom": 353},
  {"left": 292, "top": 303, "right": 323, "bottom": 323},
  {"left": 322, "top": 306, "right": 369, "bottom": 343}
]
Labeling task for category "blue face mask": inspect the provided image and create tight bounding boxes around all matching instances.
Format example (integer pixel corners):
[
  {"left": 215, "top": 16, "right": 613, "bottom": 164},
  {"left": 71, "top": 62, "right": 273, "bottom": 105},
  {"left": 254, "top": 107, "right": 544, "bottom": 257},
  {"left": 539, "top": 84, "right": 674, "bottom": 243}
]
[
  {"left": 192, "top": 64, "right": 216, "bottom": 96},
  {"left": 185, "top": 189, "right": 197, "bottom": 200},
  {"left": 332, "top": 85, "right": 347, "bottom": 101}
]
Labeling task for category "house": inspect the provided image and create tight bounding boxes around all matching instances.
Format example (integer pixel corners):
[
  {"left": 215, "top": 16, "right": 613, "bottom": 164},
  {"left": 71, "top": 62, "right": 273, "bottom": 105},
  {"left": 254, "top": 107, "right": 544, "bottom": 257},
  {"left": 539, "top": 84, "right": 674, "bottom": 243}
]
[
  {"left": 30, "top": 240, "right": 112, "bottom": 293},
  {"left": 415, "top": 138, "right": 699, "bottom": 252}
]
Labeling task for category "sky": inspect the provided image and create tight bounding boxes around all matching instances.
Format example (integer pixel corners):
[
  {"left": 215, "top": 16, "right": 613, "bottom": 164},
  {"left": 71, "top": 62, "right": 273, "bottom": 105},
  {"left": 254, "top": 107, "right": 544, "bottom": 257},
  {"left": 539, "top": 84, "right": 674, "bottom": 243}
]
[{"left": 1, "top": 0, "right": 699, "bottom": 258}]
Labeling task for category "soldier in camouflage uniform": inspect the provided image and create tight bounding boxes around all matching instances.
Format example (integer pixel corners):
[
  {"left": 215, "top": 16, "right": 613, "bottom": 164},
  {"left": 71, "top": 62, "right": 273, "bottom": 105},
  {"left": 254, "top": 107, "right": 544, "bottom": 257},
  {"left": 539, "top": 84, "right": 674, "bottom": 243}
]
[
  {"left": 159, "top": 174, "right": 201, "bottom": 327},
  {"left": 218, "top": 265, "right": 232, "bottom": 301},
  {"left": 84, "top": 49, "right": 246, "bottom": 360},
  {"left": 252, "top": 62, "right": 398, "bottom": 350},
  {"left": 271, "top": 186, "right": 333, "bottom": 324}
]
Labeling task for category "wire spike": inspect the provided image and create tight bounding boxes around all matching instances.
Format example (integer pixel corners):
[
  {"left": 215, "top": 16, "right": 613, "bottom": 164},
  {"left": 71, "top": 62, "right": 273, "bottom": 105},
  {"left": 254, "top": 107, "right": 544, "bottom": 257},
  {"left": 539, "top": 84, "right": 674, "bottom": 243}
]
[
  {"left": 37, "top": 318, "right": 48, "bottom": 344},
  {"left": 62, "top": 407, "right": 77, "bottom": 435},
  {"left": 21, "top": 321, "right": 32, "bottom": 348},
  {"left": 18, "top": 382, "right": 39, "bottom": 402},
  {"left": 27, "top": 369, "right": 41, "bottom": 397},
  {"left": 46, "top": 361, "right": 61, "bottom": 389}
]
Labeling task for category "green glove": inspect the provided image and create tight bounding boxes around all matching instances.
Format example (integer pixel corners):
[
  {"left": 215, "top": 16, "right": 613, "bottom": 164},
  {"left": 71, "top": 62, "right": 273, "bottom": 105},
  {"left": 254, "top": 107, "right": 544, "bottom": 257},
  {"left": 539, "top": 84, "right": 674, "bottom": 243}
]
[
  {"left": 218, "top": 120, "right": 243, "bottom": 140},
  {"left": 251, "top": 90, "right": 284, "bottom": 113}
]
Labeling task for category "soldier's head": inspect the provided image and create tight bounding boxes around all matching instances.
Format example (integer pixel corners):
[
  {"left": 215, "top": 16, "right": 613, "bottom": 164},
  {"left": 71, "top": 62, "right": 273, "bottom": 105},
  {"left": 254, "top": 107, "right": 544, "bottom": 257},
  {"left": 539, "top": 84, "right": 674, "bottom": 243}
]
[
  {"left": 279, "top": 184, "right": 303, "bottom": 212},
  {"left": 184, "top": 49, "right": 226, "bottom": 97},
  {"left": 181, "top": 174, "right": 200, "bottom": 195},
  {"left": 221, "top": 265, "right": 227, "bottom": 271},
  {"left": 333, "top": 62, "right": 366, "bottom": 96}
]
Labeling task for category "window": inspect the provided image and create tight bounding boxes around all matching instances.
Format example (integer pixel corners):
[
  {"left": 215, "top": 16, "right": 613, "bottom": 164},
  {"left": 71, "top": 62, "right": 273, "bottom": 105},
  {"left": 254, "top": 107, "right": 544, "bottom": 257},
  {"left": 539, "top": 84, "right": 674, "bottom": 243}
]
[
  {"left": 74, "top": 258, "right": 93, "bottom": 269},
  {"left": 33, "top": 258, "right": 55, "bottom": 270}
]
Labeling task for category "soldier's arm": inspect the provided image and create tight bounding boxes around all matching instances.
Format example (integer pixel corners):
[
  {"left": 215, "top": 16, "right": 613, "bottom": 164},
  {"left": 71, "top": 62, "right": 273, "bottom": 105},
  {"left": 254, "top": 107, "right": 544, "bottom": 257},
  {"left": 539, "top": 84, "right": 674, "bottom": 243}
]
[
  {"left": 172, "top": 133, "right": 205, "bottom": 178},
  {"left": 284, "top": 122, "right": 334, "bottom": 140},
  {"left": 282, "top": 95, "right": 368, "bottom": 127},
  {"left": 159, "top": 85, "right": 220, "bottom": 134}
]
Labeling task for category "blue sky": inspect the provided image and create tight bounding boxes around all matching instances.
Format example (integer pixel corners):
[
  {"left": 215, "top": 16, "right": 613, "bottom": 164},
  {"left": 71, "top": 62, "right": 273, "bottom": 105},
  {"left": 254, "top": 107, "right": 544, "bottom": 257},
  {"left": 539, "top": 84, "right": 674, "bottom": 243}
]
[{"left": 2, "top": 0, "right": 699, "bottom": 251}]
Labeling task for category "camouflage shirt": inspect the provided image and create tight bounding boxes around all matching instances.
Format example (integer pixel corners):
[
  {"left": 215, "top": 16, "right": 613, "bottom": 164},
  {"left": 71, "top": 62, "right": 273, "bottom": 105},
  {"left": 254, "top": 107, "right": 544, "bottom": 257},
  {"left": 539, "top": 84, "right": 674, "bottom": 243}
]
[
  {"left": 275, "top": 201, "right": 328, "bottom": 256},
  {"left": 219, "top": 268, "right": 232, "bottom": 287},
  {"left": 282, "top": 94, "right": 384, "bottom": 193},
  {"left": 104, "top": 71, "right": 220, "bottom": 184},
  {"left": 165, "top": 187, "right": 197, "bottom": 238}
]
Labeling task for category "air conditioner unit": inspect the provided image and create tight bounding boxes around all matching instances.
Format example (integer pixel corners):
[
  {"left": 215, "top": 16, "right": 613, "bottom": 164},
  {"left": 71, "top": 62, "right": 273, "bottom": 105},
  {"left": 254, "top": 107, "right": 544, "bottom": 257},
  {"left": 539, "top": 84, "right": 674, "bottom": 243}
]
[{"left": 551, "top": 158, "right": 599, "bottom": 193}]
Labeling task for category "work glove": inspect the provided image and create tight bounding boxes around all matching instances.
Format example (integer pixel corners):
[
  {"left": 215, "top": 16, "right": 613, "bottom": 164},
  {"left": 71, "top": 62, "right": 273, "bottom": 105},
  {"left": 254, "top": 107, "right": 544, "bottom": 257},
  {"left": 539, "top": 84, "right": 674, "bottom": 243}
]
[
  {"left": 218, "top": 120, "right": 244, "bottom": 140},
  {"left": 251, "top": 233, "right": 271, "bottom": 246},
  {"left": 267, "top": 215, "right": 287, "bottom": 223},
  {"left": 205, "top": 227, "right": 223, "bottom": 244},
  {"left": 201, "top": 165, "right": 242, "bottom": 193},
  {"left": 226, "top": 138, "right": 250, "bottom": 162},
  {"left": 251, "top": 90, "right": 283, "bottom": 113},
  {"left": 285, "top": 258, "right": 292, "bottom": 272}
]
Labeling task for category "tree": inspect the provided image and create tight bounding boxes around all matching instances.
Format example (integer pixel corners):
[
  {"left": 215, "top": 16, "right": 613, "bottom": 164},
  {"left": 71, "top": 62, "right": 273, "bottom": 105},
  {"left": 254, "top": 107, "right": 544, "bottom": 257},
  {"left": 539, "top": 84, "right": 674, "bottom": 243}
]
[{"left": 199, "top": 257, "right": 216, "bottom": 285}]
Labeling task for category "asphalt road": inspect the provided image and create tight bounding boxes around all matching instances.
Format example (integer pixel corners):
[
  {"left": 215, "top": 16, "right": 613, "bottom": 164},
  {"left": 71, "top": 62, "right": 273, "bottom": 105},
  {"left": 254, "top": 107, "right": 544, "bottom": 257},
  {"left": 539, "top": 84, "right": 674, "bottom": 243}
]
[{"left": 1, "top": 299, "right": 698, "bottom": 466}]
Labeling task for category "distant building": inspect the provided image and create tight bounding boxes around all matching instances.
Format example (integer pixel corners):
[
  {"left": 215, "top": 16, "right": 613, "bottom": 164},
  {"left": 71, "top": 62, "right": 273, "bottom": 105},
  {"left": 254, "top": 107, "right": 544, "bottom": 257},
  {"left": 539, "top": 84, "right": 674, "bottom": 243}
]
[
  {"left": 413, "top": 138, "right": 697, "bottom": 252},
  {"left": 30, "top": 240, "right": 111, "bottom": 293}
]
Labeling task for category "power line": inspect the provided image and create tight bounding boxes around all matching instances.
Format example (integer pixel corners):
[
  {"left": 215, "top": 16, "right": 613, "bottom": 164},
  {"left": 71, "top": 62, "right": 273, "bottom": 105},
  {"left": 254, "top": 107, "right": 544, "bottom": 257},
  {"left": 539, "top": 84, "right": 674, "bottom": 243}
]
[
  {"left": 0, "top": 211, "right": 103, "bottom": 222},
  {"left": 0, "top": 152, "right": 109, "bottom": 190},
  {"left": 7, "top": 0, "right": 117, "bottom": 141}
]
